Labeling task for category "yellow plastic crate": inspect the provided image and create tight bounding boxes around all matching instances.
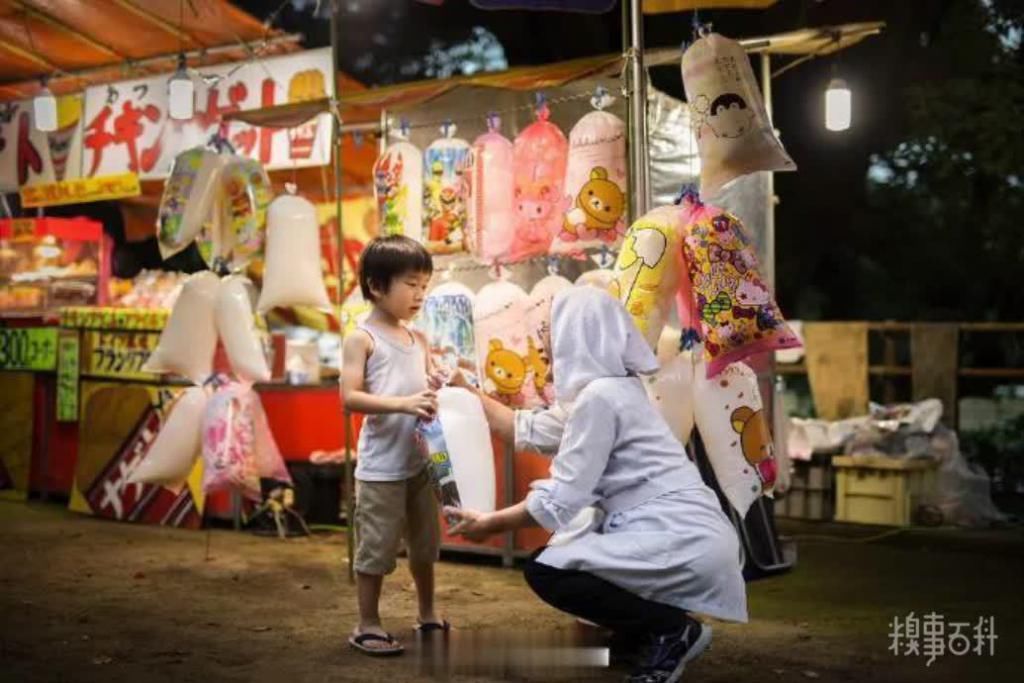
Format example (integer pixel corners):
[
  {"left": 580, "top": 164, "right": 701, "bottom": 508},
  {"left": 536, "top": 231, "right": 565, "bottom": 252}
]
[{"left": 833, "top": 454, "right": 938, "bottom": 527}]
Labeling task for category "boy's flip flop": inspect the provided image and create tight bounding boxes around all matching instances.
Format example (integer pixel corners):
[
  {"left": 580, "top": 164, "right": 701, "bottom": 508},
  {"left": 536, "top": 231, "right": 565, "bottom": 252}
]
[
  {"left": 349, "top": 631, "right": 404, "bottom": 656},
  {"left": 414, "top": 619, "right": 451, "bottom": 633}
]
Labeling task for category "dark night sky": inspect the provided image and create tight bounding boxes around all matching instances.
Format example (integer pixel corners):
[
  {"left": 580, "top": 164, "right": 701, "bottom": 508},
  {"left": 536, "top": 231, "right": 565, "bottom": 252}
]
[{"left": 236, "top": 0, "right": 958, "bottom": 318}]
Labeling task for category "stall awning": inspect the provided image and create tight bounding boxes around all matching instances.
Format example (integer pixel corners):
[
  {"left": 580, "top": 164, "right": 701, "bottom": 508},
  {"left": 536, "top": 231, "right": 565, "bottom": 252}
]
[
  {"left": 0, "top": 0, "right": 361, "bottom": 102},
  {"left": 643, "top": 1, "right": 777, "bottom": 12},
  {"left": 228, "top": 21, "right": 883, "bottom": 130}
]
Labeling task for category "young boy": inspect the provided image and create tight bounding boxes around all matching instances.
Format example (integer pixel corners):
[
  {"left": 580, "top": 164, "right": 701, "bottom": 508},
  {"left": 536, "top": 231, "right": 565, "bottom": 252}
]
[{"left": 342, "top": 235, "right": 447, "bottom": 656}]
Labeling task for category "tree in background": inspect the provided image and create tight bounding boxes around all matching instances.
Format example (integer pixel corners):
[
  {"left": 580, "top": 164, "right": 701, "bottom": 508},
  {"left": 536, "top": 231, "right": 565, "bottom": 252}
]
[{"left": 848, "top": 0, "right": 1023, "bottom": 321}]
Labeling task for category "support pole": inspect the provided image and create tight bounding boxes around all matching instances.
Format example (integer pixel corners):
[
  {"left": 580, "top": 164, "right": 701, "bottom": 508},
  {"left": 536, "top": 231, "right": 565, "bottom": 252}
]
[
  {"left": 330, "top": 0, "right": 356, "bottom": 585},
  {"left": 622, "top": 0, "right": 650, "bottom": 220},
  {"left": 760, "top": 53, "right": 784, "bottom": 478},
  {"left": 760, "top": 54, "right": 776, "bottom": 290}
]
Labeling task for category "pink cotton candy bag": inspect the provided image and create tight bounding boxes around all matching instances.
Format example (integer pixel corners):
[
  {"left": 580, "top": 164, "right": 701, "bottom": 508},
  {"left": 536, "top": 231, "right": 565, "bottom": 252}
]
[
  {"left": 469, "top": 116, "right": 516, "bottom": 262},
  {"left": 508, "top": 104, "right": 568, "bottom": 262},
  {"left": 678, "top": 196, "right": 801, "bottom": 377}
]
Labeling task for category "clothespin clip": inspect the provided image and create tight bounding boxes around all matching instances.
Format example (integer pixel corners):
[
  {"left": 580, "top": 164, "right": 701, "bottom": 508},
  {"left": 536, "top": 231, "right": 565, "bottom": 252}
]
[
  {"left": 534, "top": 92, "right": 549, "bottom": 120},
  {"left": 488, "top": 261, "right": 506, "bottom": 281},
  {"left": 590, "top": 85, "right": 613, "bottom": 111},
  {"left": 399, "top": 117, "right": 411, "bottom": 139},
  {"left": 546, "top": 256, "right": 560, "bottom": 277},
  {"left": 353, "top": 131, "right": 364, "bottom": 148},
  {"left": 441, "top": 265, "right": 453, "bottom": 282},
  {"left": 592, "top": 244, "right": 614, "bottom": 270},
  {"left": 674, "top": 183, "right": 701, "bottom": 207},
  {"left": 486, "top": 111, "right": 500, "bottom": 132},
  {"left": 441, "top": 119, "right": 455, "bottom": 138},
  {"left": 680, "top": 327, "right": 702, "bottom": 351}
]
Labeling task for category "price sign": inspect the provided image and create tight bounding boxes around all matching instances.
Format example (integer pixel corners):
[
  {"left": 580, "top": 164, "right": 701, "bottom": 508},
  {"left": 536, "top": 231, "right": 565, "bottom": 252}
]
[
  {"left": 56, "top": 331, "right": 80, "bottom": 422},
  {"left": 0, "top": 327, "right": 58, "bottom": 371},
  {"left": 80, "top": 331, "right": 160, "bottom": 381}
]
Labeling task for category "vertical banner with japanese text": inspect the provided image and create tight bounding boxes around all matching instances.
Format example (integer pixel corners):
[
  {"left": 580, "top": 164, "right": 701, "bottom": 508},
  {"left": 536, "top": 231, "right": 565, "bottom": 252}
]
[{"left": 0, "top": 95, "right": 85, "bottom": 192}]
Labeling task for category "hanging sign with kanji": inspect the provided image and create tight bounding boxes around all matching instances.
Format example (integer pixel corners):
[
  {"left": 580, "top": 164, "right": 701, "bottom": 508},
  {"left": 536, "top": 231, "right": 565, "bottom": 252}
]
[
  {"left": 81, "top": 47, "right": 334, "bottom": 180},
  {"left": 20, "top": 173, "right": 141, "bottom": 208}
]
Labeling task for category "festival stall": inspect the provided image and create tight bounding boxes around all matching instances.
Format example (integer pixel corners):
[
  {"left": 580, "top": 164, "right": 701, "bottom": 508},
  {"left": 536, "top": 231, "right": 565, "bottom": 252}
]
[
  {"left": 227, "top": 14, "right": 883, "bottom": 570},
  {"left": 0, "top": 9, "right": 379, "bottom": 524}
]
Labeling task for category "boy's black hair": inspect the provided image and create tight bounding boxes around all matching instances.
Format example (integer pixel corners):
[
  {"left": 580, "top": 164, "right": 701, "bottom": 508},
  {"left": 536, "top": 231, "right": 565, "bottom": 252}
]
[
  {"left": 709, "top": 93, "right": 748, "bottom": 116},
  {"left": 358, "top": 235, "right": 433, "bottom": 301}
]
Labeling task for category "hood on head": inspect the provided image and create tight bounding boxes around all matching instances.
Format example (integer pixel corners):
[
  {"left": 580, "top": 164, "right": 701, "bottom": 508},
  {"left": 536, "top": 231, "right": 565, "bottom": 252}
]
[{"left": 551, "top": 287, "right": 659, "bottom": 402}]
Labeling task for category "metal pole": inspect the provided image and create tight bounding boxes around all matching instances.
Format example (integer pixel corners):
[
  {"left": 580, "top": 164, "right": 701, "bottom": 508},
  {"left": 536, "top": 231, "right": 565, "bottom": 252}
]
[
  {"left": 329, "top": 0, "right": 356, "bottom": 586},
  {"left": 760, "top": 53, "right": 785, "bottom": 492},
  {"left": 622, "top": 0, "right": 650, "bottom": 219},
  {"left": 760, "top": 54, "right": 776, "bottom": 290}
]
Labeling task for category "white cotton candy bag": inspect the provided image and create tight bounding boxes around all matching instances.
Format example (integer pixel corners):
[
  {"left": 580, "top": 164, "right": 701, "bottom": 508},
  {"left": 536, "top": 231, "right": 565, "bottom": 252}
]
[
  {"left": 143, "top": 270, "right": 219, "bottom": 385},
  {"left": 257, "top": 192, "right": 331, "bottom": 313},
  {"left": 216, "top": 275, "right": 270, "bottom": 383}
]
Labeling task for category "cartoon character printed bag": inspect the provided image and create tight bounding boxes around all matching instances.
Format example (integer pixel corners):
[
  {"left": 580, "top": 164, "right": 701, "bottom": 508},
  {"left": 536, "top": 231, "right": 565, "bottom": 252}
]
[
  {"left": 678, "top": 194, "right": 800, "bottom": 377},
  {"left": 508, "top": 102, "right": 568, "bottom": 261},
  {"left": 551, "top": 100, "right": 628, "bottom": 254},
  {"left": 373, "top": 137, "right": 424, "bottom": 241},
  {"left": 423, "top": 124, "right": 473, "bottom": 254},
  {"left": 681, "top": 31, "right": 795, "bottom": 198},
  {"left": 473, "top": 281, "right": 549, "bottom": 409}
]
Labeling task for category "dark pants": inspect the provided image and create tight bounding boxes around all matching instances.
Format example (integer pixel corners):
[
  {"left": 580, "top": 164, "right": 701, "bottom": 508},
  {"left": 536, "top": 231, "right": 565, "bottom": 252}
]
[{"left": 523, "top": 549, "right": 688, "bottom": 642}]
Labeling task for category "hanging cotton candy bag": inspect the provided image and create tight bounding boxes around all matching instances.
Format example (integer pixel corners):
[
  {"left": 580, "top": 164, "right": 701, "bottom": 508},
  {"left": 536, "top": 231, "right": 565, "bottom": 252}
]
[
  {"left": 201, "top": 382, "right": 261, "bottom": 500},
  {"left": 415, "top": 281, "right": 481, "bottom": 387},
  {"left": 551, "top": 103, "right": 627, "bottom": 253},
  {"left": 469, "top": 116, "right": 516, "bottom": 262},
  {"left": 609, "top": 205, "right": 686, "bottom": 349},
  {"left": 143, "top": 271, "right": 219, "bottom": 385},
  {"left": 128, "top": 387, "right": 208, "bottom": 487},
  {"left": 423, "top": 124, "right": 473, "bottom": 254},
  {"left": 257, "top": 191, "right": 331, "bottom": 313},
  {"left": 679, "top": 196, "right": 800, "bottom": 377},
  {"left": 216, "top": 275, "right": 270, "bottom": 383},
  {"left": 373, "top": 138, "right": 424, "bottom": 241},
  {"left": 220, "top": 157, "right": 272, "bottom": 271},
  {"left": 474, "top": 281, "right": 545, "bottom": 408},
  {"left": 693, "top": 355, "right": 777, "bottom": 516},
  {"left": 681, "top": 32, "right": 795, "bottom": 198},
  {"left": 508, "top": 103, "right": 568, "bottom": 261},
  {"left": 158, "top": 148, "right": 227, "bottom": 259}
]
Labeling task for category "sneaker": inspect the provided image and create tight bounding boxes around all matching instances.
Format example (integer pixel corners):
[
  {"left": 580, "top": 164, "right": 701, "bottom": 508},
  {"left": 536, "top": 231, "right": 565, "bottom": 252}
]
[{"left": 624, "top": 616, "right": 712, "bottom": 683}]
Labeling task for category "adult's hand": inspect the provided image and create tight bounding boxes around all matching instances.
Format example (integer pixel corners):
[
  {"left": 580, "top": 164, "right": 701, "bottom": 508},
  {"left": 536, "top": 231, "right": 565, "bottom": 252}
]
[{"left": 445, "top": 507, "right": 495, "bottom": 542}]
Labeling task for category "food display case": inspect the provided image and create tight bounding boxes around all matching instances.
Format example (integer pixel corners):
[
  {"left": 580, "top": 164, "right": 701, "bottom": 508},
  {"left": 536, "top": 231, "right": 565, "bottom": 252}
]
[{"left": 0, "top": 217, "right": 111, "bottom": 314}]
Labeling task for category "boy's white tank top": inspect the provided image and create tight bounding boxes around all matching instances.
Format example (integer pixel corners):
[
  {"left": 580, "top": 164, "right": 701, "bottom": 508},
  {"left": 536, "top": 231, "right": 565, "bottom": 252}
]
[{"left": 354, "top": 322, "right": 428, "bottom": 482}]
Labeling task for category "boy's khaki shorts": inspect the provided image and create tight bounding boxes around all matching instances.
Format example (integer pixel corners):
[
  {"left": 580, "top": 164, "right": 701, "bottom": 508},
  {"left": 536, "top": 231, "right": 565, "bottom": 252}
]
[{"left": 354, "top": 467, "right": 440, "bottom": 576}]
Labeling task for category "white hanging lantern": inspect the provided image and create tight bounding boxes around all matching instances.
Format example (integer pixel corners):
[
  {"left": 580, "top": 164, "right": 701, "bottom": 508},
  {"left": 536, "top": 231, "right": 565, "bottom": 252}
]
[
  {"left": 825, "top": 78, "right": 852, "bottom": 132},
  {"left": 33, "top": 82, "right": 58, "bottom": 133},
  {"left": 168, "top": 54, "right": 194, "bottom": 121}
]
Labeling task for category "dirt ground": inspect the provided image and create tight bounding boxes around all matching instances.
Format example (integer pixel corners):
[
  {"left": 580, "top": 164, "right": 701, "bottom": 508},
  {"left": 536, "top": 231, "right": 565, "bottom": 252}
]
[{"left": 1, "top": 501, "right": 1022, "bottom": 683}]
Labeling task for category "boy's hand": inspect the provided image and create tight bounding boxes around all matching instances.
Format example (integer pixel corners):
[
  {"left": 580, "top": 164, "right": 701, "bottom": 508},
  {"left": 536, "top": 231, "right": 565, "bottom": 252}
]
[
  {"left": 402, "top": 390, "right": 438, "bottom": 419},
  {"left": 427, "top": 369, "right": 449, "bottom": 391},
  {"left": 447, "top": 369, "right": 470, "bottom": 389},
  {"left": 445, "top": 507, "right": 494, "bottom": 542}
]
